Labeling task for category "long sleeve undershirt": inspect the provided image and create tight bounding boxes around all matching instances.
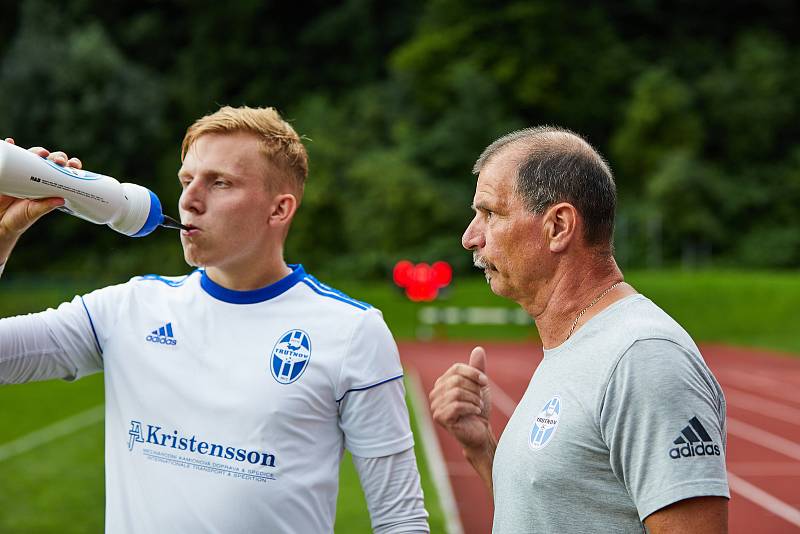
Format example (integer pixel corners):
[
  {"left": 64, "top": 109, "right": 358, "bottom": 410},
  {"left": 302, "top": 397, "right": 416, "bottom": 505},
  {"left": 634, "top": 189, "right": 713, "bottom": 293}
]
[
  {"left": 0, "top": 309, "right": 94, "bottom": 384},
  {"left": 353, "top": 448, "right": 430, "bottom": 533}
]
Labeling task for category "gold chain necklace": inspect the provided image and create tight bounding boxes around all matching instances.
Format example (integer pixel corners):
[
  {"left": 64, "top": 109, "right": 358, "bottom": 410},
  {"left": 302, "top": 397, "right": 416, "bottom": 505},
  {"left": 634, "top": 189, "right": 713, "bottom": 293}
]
[{"left": 565, "top": 281, "right": 623, "bottom": 342}]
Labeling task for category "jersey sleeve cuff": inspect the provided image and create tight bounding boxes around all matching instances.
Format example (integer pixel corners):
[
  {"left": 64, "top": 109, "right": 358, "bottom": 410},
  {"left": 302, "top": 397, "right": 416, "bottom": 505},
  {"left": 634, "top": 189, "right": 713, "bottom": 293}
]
[
  {"left": 336, "top": 374, "right": 404, "bottom": 403},
  {"left": 346, "top": 432, "right": 414, "bottom": 458},
  {"left": 638, "top": 479, "right": 731, "bottom": 521}
]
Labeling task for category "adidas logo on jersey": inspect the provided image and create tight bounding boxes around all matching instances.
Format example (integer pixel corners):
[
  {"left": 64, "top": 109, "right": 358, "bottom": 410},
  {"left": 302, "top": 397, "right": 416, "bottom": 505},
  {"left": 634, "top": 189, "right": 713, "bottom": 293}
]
[
  {"left": 669, "top": 416, "right": 721, "bottom": 459},
  {"left": 146, "top": 322, "right": 177, "bottom": 346}
]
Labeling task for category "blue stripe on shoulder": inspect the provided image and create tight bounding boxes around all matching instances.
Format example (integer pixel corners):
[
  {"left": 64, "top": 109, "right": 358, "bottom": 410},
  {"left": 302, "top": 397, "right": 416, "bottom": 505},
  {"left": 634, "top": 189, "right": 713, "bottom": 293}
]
[
  {"left": 303, "top": 275, "right": 372, "bottom": 310},
  {"left": 336, "top": 374, "right": 404, "bottom": 402},
  {"left": 138, "top": 270, "right": 198, "bottom": 287},
  {"left": 302, "top": 280, "right": 370, "bottom": 310},
  {"left": 80, "top": 296, "right": 103, "bottom": 356}
]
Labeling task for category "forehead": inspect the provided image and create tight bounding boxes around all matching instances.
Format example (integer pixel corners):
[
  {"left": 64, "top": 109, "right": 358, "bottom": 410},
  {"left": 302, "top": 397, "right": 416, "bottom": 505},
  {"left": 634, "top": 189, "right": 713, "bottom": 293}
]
[
  {"left": 473, "top": 150, "right": 521, "bottom": 206},
  {"left": 180, "top": 132, "right": 267, "bottom": 177}
]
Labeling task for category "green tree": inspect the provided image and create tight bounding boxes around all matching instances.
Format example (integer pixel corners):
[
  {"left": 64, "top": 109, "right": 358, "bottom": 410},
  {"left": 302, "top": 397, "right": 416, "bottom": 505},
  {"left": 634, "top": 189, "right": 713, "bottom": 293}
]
[{"left": 0, "top": 0, "right": 169, "bottom": 278}]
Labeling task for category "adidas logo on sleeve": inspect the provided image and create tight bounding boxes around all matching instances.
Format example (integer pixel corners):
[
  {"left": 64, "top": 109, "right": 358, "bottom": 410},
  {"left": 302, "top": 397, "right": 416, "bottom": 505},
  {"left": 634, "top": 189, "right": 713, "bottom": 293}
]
[
  {"left": 668, "top": 416, "right": 721, "bottom": 459},
  {"left": 146, "top": 322, "right": 178, "bottom": 346}
]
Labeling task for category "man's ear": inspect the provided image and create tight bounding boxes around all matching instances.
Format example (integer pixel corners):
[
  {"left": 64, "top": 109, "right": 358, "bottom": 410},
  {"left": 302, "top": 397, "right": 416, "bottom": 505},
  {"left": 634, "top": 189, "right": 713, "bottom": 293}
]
[
  {"left": 268, "top": 193, "right": 298, "bottom": 226},
  {"left": 543, "top": 202, "right": 578, "bottom": 253}
]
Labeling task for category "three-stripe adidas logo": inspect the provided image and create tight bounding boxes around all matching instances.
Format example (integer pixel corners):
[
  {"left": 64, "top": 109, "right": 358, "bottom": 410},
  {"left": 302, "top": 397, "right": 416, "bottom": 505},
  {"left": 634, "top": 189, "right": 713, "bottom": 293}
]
[
  {"left": 145, "top": 322, "right": 178, "bottom": 346},
  {"left": 669, "top": 416, "right": 721, "bottom": 459}
]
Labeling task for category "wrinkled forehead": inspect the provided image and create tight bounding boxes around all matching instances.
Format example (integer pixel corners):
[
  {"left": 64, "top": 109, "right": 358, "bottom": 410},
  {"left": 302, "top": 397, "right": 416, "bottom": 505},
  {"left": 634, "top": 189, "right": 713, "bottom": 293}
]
[{"left": 473, "top": 148, "right": 526, "bottom": 205}]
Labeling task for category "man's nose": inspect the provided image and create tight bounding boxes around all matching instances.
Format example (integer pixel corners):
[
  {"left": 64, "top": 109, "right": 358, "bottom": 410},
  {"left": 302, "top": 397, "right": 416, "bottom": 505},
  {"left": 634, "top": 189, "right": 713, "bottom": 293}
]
[
  {"left": 462, "top": 216, "right": 485, "bottom": 250},
  {"left": 179, "top": 181, "right": 205, "bottom": 214}
]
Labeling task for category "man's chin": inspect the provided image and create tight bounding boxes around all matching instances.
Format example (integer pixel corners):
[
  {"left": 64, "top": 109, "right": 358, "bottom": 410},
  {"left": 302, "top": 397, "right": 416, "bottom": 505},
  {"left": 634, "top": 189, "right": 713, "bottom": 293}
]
[
  {"left": 182, "top": 250, "right": 205, "bottom": 268},
  {"left": 486, "top": 274, "right": 510, "bottom": 298},
  {"left": 181, "top": 240, "right": 207, "bottom": 266}
]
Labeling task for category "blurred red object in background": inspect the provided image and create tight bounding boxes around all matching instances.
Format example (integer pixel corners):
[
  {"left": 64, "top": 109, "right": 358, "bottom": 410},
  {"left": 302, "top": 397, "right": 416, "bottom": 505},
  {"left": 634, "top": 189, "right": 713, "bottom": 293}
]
[{"left": 393, "top": 260, "right": 452, "bottom": 301}]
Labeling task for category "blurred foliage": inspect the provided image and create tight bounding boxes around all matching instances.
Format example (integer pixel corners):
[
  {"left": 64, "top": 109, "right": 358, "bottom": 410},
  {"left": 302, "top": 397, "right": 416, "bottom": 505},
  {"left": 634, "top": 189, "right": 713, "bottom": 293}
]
[{"left": 2, "top": 0, "right": 800, "bottom": 279}]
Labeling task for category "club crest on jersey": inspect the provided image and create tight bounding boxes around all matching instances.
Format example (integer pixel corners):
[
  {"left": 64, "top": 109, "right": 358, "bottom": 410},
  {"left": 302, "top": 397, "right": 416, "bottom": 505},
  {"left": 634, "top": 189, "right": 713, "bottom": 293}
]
[
  {"left": 529, "top": 395, "right": 562, "bottom": 451},
  {"left": 270, "top": 329, "right": 312, "bottom": 384}
]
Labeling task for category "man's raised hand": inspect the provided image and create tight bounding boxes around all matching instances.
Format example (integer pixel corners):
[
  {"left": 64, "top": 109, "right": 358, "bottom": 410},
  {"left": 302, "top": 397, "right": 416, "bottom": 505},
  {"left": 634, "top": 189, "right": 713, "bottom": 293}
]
[{"left": 429, "top": 346, "right": 493, "bottom": 451}]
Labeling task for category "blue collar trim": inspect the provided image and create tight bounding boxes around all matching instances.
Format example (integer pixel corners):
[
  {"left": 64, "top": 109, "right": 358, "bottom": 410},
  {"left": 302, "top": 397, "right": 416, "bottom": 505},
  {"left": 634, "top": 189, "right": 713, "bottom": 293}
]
[{"left": 200, "top": 264, "right": 306, "bottom": 304}]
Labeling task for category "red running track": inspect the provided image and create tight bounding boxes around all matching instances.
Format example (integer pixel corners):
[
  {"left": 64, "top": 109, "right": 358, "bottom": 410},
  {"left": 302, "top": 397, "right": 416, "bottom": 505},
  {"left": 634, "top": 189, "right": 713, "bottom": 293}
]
[{"left": 400, "top": 341, "right": 800, "bottom": 533}]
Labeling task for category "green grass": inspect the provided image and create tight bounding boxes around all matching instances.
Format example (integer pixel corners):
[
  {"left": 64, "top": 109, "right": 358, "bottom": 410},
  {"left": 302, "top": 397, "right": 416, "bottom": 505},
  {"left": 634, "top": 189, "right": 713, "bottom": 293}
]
[
  {"left": 2, "top": 269, "right": 799, "bottom": 532},
  {"left": 0, "top": 377, "right": 106, "bottom": 534},
  {"left": 624, "top": 270, "right": 800, "bottom": 354}
]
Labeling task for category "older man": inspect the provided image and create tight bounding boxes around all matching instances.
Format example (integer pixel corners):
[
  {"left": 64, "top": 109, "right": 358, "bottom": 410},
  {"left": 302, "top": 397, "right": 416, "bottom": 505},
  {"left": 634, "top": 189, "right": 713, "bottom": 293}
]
[
  {"left": 430, "top": 127, "right": 728, "bottom": 532},
  {"left": 0, "top": 106, "right": 429, "bottom": 533}
]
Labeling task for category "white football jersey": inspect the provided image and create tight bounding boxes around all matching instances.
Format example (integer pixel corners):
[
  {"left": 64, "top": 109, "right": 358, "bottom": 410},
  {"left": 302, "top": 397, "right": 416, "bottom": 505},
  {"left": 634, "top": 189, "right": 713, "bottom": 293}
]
[{"left": 39, "top": 265, "right": 413, "bottom": 533}]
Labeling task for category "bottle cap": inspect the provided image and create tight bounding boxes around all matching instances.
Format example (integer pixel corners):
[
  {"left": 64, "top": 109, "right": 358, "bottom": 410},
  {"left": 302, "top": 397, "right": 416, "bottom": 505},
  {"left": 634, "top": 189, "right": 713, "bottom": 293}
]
[{"left": 131, "top": 190, "right": 163, "bottom": 237}]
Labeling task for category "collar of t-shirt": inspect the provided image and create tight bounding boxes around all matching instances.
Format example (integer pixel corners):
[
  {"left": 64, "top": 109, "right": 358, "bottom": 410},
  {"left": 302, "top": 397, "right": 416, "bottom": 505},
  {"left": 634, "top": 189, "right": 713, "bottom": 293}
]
[
  {"left": 543, "top": 293, "right": 644, "bottom": 359},
  {"left": 200, "top": 264, "right": 306, "bottom": 304}
]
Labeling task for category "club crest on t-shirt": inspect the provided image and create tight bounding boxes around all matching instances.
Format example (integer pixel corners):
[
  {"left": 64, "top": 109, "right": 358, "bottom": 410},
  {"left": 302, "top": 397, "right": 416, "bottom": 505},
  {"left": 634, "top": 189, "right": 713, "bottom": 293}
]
[
  {"left": 270, "top": 329, "right": 312, "bottom": 384},
  {"left": 529, "top": 395, "right": 562, "bottom": 450}
]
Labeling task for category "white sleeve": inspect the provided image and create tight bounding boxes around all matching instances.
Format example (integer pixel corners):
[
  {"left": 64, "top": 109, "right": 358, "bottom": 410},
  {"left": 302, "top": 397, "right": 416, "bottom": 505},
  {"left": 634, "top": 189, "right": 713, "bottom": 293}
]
[
  {"left": 336, "top": 309, "right": 405, "bottom": 396},
  {"left": 353, "top": 448, "right": 430, "bottom": 534},
  {"left": 0, "top": 261, "right": 5, "bottom": 278},
  {"left": 337, "top": 309, "right": 414, "bottom": 457},
  {"left": 0, "top": 296, "right": 103, "bottom": 383}
]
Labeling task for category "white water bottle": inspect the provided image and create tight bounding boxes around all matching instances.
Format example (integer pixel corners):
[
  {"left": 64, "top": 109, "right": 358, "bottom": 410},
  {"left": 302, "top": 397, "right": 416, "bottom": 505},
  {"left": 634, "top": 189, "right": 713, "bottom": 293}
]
[{"left": 0, "top": 141, "right": 180, "bottom": 236}]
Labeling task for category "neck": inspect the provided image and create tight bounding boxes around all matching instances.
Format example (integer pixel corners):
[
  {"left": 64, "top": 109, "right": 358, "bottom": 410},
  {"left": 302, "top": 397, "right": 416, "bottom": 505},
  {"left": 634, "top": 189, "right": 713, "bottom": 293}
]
[
  {"left": 523, "top": 254, "right": 631, "bottom": 349},
  {"left": 204, "top": 252, "right": 291, "bottom": 291}
]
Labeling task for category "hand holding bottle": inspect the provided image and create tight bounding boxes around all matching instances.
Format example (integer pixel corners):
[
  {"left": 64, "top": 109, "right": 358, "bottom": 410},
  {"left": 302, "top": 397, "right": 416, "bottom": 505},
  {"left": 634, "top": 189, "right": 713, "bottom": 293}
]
[{"left": 0, "top": 138, "right": 69, "bottom": 265}]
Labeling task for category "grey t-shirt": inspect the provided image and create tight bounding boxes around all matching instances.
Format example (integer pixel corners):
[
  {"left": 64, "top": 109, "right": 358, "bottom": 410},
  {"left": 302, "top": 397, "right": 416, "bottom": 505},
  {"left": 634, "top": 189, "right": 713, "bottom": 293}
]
[{"left": 492, "top": 294, "right": 729, "bottom": 533}]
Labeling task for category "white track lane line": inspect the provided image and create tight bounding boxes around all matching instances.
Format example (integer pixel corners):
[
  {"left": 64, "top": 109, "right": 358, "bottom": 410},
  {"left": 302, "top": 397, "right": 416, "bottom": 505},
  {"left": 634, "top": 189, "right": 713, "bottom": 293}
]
[
  {"left": 488, "top": 375, "right": 800, "bottom": 526},
  {"left": 725, "top": 387, "right": 800, "bottom": 426},
  {"left": 0, "top": 404, "right": 104, "bottom": 463},
  {"left": 727, "top": 472, "right": 800, "bottom": 527},
  {"left": 727, "top": 417, "right": 800, "bottom": 461},
  {"left": 407, "top": 370, "right": 464, "bottom": 534}
]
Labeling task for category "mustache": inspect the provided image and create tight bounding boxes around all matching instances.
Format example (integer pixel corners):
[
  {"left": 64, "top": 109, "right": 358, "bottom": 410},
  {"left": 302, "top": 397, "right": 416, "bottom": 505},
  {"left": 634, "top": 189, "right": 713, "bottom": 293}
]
[{"left": 473, "top": 252, "right": 491, "bottom": 270}]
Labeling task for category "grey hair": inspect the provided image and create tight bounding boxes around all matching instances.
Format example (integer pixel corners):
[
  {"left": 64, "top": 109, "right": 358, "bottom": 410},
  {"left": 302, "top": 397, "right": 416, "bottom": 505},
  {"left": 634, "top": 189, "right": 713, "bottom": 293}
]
[{"left": 473, "top": 126, "right": 617, "bottom": 246}]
